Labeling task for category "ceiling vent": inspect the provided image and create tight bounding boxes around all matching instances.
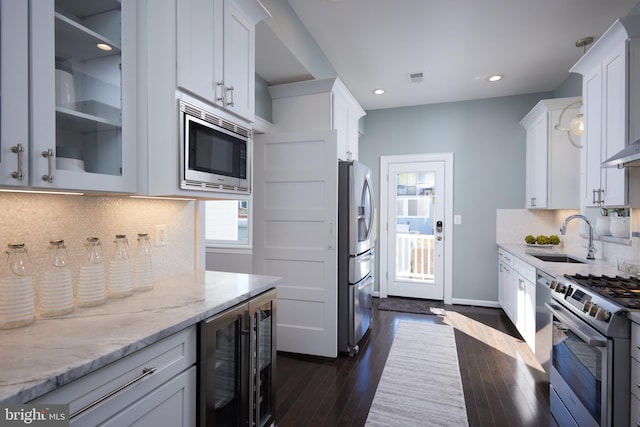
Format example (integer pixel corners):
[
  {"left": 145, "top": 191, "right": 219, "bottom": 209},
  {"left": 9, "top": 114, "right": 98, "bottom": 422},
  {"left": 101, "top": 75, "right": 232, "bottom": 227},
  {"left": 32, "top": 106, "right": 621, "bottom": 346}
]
[{"left": 408, "top": 71, "right": 424, "bottom": 83}]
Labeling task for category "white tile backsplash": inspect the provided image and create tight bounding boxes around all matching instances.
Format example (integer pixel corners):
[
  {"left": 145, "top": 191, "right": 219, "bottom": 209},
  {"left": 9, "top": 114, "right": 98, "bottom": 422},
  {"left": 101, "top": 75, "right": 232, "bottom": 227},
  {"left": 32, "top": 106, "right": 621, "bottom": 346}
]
[
  {"left": 0, "top": 194, "right": 195, "bottom": 283},
  {"left": 496, "top": 208, "right": 586, "bottom": 249},
  {"left": 497, "top": 208, "right": 640, "bottom": 267}
]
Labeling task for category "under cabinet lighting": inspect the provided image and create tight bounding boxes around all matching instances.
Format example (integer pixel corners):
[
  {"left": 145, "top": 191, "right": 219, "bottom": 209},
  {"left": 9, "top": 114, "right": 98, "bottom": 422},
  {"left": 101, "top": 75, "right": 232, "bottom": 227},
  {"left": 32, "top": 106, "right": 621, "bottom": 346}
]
[
  {"left": 0, "top": 189, "right": 84, "bottom": 196},
  {"left": 487, "top": 74, "right": 503, "bottom": 82},
  {"left": 130, "top": 195, "right": 198, "bottom": 201},
  {"left": 97, "top": 43, "right": 112, "bottom": 52}
]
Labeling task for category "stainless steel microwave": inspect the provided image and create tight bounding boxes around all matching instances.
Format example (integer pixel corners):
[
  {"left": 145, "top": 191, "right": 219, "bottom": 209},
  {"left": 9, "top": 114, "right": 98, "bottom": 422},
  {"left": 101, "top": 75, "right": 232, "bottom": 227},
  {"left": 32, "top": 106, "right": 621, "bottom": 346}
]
[{"left": 179, "top": 101, "right": 251, "bottom": 193}]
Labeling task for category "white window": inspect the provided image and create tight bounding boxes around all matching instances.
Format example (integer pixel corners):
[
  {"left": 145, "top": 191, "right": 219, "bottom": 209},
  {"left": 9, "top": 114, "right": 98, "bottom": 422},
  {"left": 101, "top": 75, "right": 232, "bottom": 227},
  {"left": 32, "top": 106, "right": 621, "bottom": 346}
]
[{"left": 205, "top": 200, "right": 250, "bottom": 247}]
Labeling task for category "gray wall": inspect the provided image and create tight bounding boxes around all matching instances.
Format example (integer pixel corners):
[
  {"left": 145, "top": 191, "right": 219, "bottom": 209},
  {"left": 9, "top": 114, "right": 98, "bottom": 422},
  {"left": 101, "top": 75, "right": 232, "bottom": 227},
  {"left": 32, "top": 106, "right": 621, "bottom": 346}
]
[{"left": 358, "top": 92, "right": 553, "bottom": 302}]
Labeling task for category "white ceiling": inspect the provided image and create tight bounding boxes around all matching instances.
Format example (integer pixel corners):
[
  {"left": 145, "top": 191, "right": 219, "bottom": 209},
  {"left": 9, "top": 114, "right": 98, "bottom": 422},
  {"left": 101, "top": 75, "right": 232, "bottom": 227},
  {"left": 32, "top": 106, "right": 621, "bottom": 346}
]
[{"left": 255, "top": 0, "right": 639, "bottom": 111}]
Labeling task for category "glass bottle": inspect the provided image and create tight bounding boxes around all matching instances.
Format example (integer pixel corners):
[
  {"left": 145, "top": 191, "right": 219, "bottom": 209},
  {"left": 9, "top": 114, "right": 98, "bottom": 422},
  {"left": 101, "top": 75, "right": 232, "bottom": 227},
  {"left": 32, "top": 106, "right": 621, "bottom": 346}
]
[
  {"left": 77, "top": 237, "right": 107, "bottom": 307},
  {"left": 39, "top": 240, "right": 74, "bottom": 317},
  {"left": 0, "top": 243, "right": 36, "bottom": 329},
  {"left": 133, "top": 233, "right": 153, "bottom": 292},
  {"left": 107, "top": 234, "right": 133, "bottom": 298}
]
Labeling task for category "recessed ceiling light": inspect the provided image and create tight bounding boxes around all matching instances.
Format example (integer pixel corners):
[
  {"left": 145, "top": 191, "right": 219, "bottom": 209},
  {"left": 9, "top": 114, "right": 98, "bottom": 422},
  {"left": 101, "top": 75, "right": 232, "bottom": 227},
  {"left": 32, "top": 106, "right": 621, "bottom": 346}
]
[
  {"left": 97, "top": 43, "right": 112, "bottom": 51},
  {"left": 373, "top": 88, "right": 385, "bottom": 95},
  {"left": 488, "top": 74, "right": 504, "bottom": 82}
]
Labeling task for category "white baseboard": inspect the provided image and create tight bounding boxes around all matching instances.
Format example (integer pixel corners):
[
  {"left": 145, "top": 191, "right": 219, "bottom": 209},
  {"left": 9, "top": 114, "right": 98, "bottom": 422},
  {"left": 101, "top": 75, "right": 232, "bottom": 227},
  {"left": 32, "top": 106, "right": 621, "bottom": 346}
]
[
  {"left": 372, "top": 292, "right": 500, "bottom": 309},
  {"left": 451, "top": 298, "right": 500, "bottom": 308}
]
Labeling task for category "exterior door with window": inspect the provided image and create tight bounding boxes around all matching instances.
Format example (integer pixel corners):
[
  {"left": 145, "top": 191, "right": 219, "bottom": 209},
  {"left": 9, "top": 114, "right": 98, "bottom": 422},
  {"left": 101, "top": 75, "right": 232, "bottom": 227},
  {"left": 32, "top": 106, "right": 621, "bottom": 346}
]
[{"left": 384, "top": 160, "right": 446, "bottom": 300}]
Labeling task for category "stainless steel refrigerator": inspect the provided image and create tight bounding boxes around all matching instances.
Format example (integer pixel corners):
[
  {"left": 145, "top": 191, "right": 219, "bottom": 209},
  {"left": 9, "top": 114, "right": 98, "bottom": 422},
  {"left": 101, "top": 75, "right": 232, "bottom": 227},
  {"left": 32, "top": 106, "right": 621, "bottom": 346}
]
[{"left": 338, "top": 160, "right": 375, "bottom": 356}]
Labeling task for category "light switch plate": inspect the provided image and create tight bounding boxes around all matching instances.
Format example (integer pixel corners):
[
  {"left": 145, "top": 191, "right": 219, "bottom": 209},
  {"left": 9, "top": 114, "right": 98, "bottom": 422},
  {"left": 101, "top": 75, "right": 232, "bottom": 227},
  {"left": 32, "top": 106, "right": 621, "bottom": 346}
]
[{"left": 155, "top": 224, "right": 167, "bottom": 247}]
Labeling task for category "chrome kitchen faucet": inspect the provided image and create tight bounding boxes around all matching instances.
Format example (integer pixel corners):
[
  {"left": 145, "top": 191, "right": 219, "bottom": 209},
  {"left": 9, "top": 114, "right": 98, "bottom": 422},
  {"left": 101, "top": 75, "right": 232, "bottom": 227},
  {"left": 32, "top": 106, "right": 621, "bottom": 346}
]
[{"left": 560, "top": 214, "right": 596, "bottom": 260}]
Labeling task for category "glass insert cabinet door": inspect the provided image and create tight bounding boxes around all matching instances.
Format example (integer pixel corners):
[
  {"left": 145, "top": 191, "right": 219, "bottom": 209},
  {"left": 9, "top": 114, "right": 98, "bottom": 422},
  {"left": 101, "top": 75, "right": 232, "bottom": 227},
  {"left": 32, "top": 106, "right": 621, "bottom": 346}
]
[
  {"left": 200, "top": 303, "right": 250, "bottom": 427},
  {"left": 29, "top": 0, "right": 136, "bottom": 192},
  {"left": 199, "top": 289, "right": 276, "bottom": 427},
  {"left": 249, "top": 289, "right": 277, "bottom": 427}
]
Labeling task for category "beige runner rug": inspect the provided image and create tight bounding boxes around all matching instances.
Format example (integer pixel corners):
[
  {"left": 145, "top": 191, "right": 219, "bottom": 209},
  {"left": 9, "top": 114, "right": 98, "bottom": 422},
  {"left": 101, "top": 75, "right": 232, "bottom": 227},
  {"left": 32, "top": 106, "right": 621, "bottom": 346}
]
[{"left": 365, "top": 322, "right": 469, "bottom": 427}]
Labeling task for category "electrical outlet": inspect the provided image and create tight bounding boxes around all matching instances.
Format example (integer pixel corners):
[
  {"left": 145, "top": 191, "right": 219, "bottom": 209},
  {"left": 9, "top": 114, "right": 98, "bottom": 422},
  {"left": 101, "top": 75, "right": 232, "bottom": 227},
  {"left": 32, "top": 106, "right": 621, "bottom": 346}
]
[{"left": 155, "top": 224, "right": 167, "bottom": 247}]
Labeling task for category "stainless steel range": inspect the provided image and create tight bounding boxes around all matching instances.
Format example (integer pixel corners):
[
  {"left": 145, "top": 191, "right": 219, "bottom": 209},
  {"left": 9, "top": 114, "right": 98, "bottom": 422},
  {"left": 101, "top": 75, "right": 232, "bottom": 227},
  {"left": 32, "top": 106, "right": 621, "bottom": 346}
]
[{"left": 546, "top": 273, "right": 632, "bottom": 427}]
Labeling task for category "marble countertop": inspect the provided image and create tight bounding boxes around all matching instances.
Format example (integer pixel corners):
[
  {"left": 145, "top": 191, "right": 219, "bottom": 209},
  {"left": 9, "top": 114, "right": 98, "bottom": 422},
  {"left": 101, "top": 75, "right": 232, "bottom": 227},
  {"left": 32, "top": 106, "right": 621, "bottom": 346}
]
[
  {"left": 500, "top": 243, "right": 640, "bottom": 330},
  {"left": 0, "top": 270, "right": 281, "bottom": 404},
  {"left": 497, "top": 243, "right": 619, "bottom": 278}
]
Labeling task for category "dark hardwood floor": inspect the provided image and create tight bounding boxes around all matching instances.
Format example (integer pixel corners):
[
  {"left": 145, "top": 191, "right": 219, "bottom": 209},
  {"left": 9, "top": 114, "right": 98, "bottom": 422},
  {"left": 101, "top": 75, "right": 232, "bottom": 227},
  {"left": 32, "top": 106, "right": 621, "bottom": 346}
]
[{"left": 275, "top": 299, "right": 557, "bottom": 427}]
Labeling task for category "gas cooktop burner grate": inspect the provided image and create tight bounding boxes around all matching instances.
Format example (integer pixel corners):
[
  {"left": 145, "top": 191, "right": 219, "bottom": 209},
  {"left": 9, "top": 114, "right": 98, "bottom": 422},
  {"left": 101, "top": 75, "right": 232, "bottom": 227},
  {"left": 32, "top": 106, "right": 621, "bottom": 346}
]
[{"left": 564, "top": 273, "right": 640, "bottom": 309}]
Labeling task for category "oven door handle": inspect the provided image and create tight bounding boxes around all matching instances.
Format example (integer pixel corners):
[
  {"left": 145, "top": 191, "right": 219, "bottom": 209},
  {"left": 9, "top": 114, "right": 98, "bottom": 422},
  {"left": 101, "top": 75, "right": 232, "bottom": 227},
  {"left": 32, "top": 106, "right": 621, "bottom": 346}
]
[{"left": 545, "top": 302, "right": 607, "bottom": 347}]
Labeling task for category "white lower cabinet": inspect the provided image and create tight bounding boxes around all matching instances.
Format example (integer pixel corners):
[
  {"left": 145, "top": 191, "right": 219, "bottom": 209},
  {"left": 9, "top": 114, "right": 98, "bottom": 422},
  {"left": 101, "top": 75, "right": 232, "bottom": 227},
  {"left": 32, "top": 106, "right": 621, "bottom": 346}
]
[
  {"left": 31, "top": 326, "right": 197, "bottom": 426},
  {"left": 102, "top": 367, "right": 196, "bottom": 427},
  {"left": 516, "top": 272, "right": 536, "bottom": 350},
  {"left": 498, "top": 249, "right": 516, "bottom": 323},
  {"left": 498, "top": 248, "right": 536, "bottom": 352}
]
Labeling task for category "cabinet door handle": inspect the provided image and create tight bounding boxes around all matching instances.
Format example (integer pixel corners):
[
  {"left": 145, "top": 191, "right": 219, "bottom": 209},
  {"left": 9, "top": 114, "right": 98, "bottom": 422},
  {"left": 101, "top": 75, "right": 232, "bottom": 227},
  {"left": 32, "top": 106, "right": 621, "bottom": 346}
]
[
  {"left": 226, "top": 85, "right": 235, "bottom": 107},
  {"left": 41, "top": 149, "right": 54, "bottom": 183},
  {"left": 70, "top": 367, "right": 157, "bottom": 420},
  {"left": 216, "top": 81, "right": 225, "bottom": 103},
  {"left": 11, "top": 144, "right": 24, "bottom": 181}
]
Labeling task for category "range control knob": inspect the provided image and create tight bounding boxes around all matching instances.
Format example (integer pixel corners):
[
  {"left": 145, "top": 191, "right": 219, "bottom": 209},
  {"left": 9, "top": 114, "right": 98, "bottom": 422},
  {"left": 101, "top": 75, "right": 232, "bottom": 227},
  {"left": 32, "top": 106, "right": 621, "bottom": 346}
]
[
  {"left": 583, "top": 301, "right": 593, "bottom": 312},
  {"left": 549, "top": 280, "right": 557, "bottom": 290},
  {"left": 555, "top": 284, "right": 566, "bottom": 294},
  {"left": 595, "top": 309, "right": 612, "bottom": 322},
  {"left": 588, "top": 304, "right": 599, "bottom": 317}
]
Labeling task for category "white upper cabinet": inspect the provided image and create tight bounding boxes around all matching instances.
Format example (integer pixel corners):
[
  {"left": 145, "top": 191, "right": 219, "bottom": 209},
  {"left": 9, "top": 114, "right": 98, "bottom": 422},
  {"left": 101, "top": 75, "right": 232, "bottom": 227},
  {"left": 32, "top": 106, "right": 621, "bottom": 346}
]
[
  {"left": 0, "top": 0, "right": 29, "bottom": 188},
  {"left": 177, "top": 0, "right": 268, "bottom": 122},
  {"left": 519, "top": 97, "right": 581, "bottom": 209},
  {"left": 28, "top": 0, "right": 137, "bottom": 193},
  {"left": 570, "top": 15, "right": 640, "bottom": 207},
  {"left": 138, "top": 0, "right": 268, "bottom": 198},
  {"left": 269, "top": 77, "right": 365, "bottom": 161},
  {"left": 177, "top": 0, "right": 224, "bottom": 106}
]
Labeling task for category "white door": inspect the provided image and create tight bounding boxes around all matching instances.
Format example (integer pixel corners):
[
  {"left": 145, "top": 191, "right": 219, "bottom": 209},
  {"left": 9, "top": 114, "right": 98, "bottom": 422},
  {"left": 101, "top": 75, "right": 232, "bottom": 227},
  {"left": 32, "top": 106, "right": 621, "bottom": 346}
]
[
  {"left": 253, "top": 130, "right": 339, "bottom": 358},
  {"left": 380, "top": 154, "right": 452, "bottom": 301}
]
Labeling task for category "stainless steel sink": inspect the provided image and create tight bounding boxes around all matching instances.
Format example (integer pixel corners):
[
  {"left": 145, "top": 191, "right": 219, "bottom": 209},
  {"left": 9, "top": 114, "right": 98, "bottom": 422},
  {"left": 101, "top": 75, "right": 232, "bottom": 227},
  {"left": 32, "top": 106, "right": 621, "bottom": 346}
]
[{"left": 529, "top": 253, "right": 588, "bottom": 264}]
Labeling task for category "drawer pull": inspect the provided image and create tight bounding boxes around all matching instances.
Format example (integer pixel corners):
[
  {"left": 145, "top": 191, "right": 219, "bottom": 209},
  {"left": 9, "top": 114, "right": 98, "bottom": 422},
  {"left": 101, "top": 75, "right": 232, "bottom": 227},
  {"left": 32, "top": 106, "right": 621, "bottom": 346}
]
[{"left": 71, "top": 367, "right": 157, "bottom": 419}]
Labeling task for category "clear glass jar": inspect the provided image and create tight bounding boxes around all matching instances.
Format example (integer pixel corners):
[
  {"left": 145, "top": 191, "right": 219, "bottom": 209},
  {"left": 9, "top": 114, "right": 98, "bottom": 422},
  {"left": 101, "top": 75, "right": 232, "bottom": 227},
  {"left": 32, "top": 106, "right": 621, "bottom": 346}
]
[
  {"left": 107, "top": 234, "right": 133, "bottom": 298},
  {"left": 0, "top": 243, "right": 36, "bottom": 329},
  {"left": 133, "top": 233, "right": 153, "bottom": 292},
  {"left": 39, "top": 240, "right": 74, "bottom": 317},
  {"left": 77, "top": 237, "right": 107, "bottom": 307}
]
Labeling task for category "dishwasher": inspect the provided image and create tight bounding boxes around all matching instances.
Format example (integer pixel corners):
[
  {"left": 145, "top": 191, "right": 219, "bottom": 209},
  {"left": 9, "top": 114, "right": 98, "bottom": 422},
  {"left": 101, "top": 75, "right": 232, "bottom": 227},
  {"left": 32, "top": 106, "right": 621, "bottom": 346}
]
[{"left": 534, "top": 269, "right": 553, "bottom": 376}]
